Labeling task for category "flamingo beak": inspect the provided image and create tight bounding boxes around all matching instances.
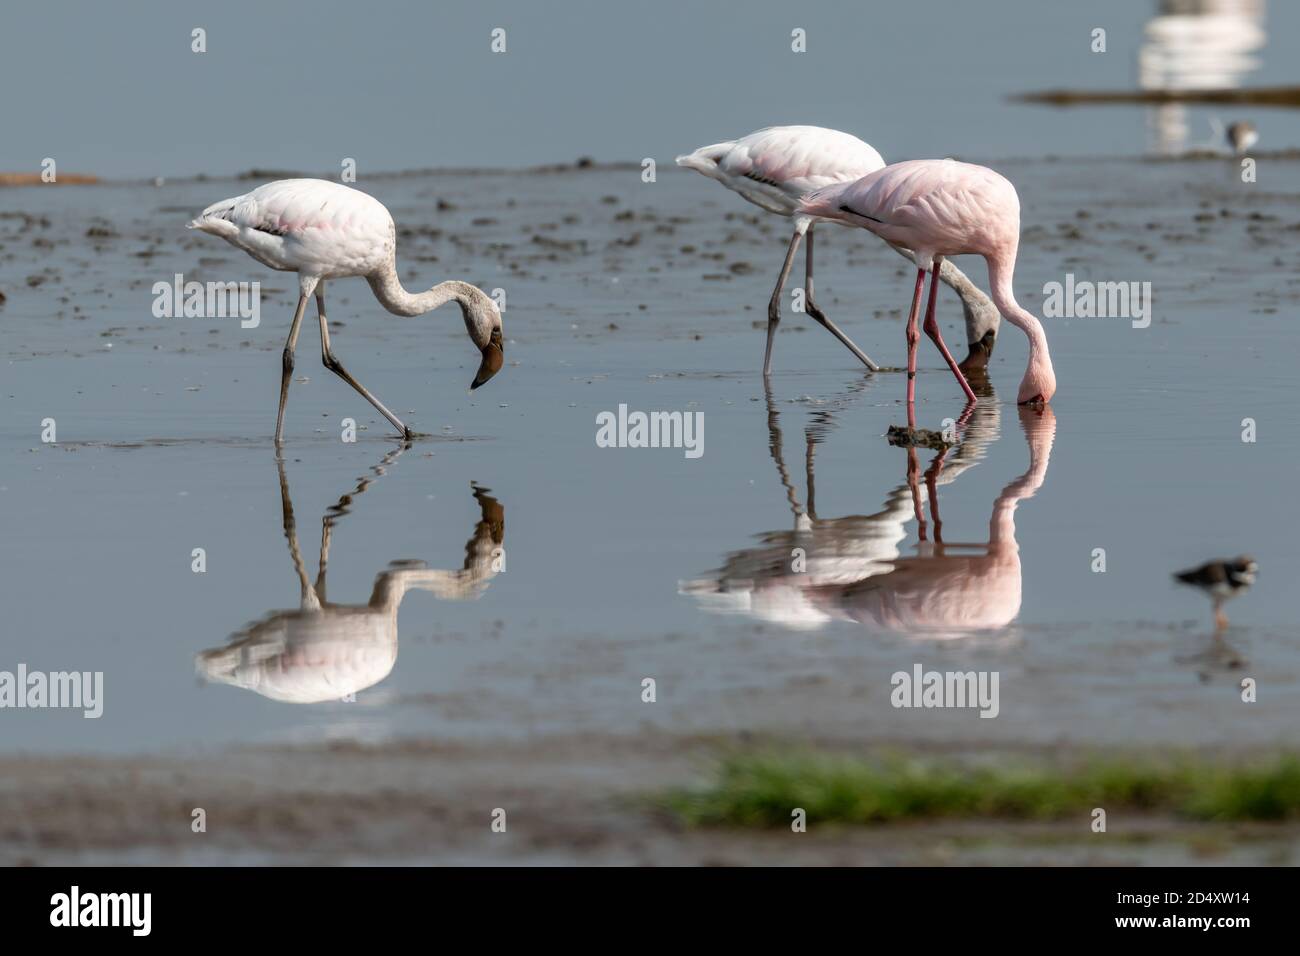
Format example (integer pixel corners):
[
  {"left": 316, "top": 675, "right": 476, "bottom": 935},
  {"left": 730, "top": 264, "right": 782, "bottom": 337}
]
[{"left": 471, "top": 329, "right": 504, "bottom": 390}]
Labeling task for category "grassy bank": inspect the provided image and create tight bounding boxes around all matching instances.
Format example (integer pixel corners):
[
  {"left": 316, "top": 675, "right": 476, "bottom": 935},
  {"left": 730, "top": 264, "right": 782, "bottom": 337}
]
[{"left": 661, "top": 752, "right": 1300, "bottom": 828}]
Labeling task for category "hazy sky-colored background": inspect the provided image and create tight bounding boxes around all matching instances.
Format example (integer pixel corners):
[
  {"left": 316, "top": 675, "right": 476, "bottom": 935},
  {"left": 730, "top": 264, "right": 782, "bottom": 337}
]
[{"left": 2, "top": 0, "right": 1298, "bottom": 177}]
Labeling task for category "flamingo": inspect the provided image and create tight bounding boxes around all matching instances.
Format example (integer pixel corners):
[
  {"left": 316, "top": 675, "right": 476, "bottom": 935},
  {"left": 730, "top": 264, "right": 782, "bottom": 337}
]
[
  {"left": 676, "top": 126, "right": 1001, "bottom": 375},
  {"left": 197, "top": 447, "right": 505, "bottom": 703},
  {"left": 188, "top": 179, "right": 505, "bottom": 443},
  {"left": 681, "top": 380, "right": 1055, "bottom": 638},
  {"left": 801, "top": 159, "right": 1057, "bottom": 420}
]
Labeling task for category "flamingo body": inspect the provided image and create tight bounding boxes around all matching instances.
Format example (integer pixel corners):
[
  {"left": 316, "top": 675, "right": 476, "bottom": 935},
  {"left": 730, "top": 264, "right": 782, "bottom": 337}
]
[
  {"left": 802, "top": 160, "right": 1056, "bottom": 405},
  {"left": 677, "top": 125, "right": 885, "bottom": 218},
  {"left": 190, "top": 179, "right": 394, "bottom": 279},
  {"left": 802, "top": 160, "right": 1020, "bottom": 266}
]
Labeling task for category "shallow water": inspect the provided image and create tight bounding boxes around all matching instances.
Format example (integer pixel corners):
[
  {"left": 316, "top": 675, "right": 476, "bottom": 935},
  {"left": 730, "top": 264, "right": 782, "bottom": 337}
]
[{"left": 2, "top": 158, "right": 1299, "bottom": 755}]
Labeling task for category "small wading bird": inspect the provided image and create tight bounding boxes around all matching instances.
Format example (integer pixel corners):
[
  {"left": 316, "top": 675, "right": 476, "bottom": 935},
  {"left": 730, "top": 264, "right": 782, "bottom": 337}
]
[
  {"left": 189, "top": 179, "right": 504, "bottom": 443},
  {"left": 1225, "top": 120, "right": 1258, "bottom": 156},
  {"left": 801, "top": 160, "right": 1057, "bottom": 425},
  {"left": 676, "top": 126, "right": 1000, "bottom": 375},
  {"left": 1173, "top": 556, "right": 1257, "bottom": 632}
]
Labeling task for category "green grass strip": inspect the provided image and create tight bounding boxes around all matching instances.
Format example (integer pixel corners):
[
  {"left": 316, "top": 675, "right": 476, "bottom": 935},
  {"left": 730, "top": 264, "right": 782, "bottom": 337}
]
[{"left": 660, "top": 753, "right": 1300, "bottom": 827}]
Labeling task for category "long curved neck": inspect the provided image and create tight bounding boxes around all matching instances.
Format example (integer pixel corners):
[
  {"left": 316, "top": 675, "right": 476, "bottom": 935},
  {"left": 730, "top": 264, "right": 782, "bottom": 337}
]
[
  {"left": 367, "top": 263, "right": 479, "bottom": 317},
  {"left": 985, "top": 251, "right": 1048, "bottom": 359},
  {"left": 989, "top": 411, "right": 1055, "bottom": 548}
]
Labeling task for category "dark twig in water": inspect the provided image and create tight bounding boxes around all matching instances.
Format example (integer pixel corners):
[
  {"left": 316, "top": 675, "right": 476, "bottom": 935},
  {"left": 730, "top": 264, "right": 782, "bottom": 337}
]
[{"left": 1014, "top": 86, "right": 1300, "bottom": 108}]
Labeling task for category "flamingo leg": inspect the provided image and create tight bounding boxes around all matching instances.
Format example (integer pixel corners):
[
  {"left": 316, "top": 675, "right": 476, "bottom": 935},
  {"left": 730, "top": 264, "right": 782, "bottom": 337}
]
[
  {"left": 922, "top": 255, "right": 977, "bottom": 404},
  {"left": 276, "top": 455, "right": 320, "bottom": 610},
  {"left": 763, "top": 229, "right": 804, "bottom": 376},
  {"left": 925, "top": 451, "right": 946, "bottom": 544},
  {"left": 904, "top": 267, "right": 925, "bottom": 412},
  {"left": 887, "top": 242, "right": 998, "bottom": 371},
  {"left": 316, "top": 291, "right": 413, "bottom": 441},
  {"left": 805, "top": 428, "right": 817, "bottom": 520},
  {"left": 315, "top": 509, "right": 332, "bottom": 603},
  {"left": 804, "top": 228, "right": 880, "bottom": 371},
  {"left": 275, "top": 294, "right": 310, "bottom": 445},
  {"left": 906, "top": 446, "right": 927, "bottom": 541}
]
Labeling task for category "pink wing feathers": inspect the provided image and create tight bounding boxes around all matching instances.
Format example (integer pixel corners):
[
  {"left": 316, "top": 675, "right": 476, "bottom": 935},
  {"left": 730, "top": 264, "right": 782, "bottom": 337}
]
[
  {"left": 801, "top": 160, "right": 1020, "bottom": 257},
  {"left": 189, "top": 179, "right": 394, "bottom": 277}
]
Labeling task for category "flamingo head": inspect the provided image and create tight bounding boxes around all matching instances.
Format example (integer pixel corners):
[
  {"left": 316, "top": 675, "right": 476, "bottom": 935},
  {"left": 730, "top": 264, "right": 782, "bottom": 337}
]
[
  {"left": 1017, "top": 354, "right": 1056, "bottom": 406},
  {"left": 471, "top": 327, "right": 505, "bottom": 390},
  {"left": 464, "top": 291, "right": 505, "bottom": 390}
]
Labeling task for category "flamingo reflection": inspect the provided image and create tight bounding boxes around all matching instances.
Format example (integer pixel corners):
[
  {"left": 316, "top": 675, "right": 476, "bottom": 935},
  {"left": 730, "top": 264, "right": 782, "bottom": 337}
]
[
  {"left": 681, "top": 385, "right": 1055, "bottom": 638},
  {"left": 198, "top": 447, "right": 505, "bottom": 702}
]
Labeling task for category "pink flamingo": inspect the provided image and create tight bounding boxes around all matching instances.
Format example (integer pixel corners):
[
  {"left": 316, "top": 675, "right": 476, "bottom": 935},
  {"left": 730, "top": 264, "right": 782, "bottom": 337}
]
[
  {"left": 801, "top": 160, "right": 1057, "bottom": 418},
  {"left": 680, "top": 386, "right": 1056, "bottom": 638},
  {"left": 677, "top": 127, "right": 1001, "bottom": 375}
]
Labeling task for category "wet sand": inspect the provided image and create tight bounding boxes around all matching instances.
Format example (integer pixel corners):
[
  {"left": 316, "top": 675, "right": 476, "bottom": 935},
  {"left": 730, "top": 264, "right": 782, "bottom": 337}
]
[{"left": 3, "top": 156, "right": 1300, "bottom": 863}]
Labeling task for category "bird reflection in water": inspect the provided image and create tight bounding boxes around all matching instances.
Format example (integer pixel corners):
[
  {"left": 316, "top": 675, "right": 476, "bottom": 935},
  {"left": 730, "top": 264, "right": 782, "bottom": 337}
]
[
  {"left": 197, "top": 446, "right": 505, "bottom": 703},
  {"left": 681, "top": 382, "right": 1055, "bottom": 638}
]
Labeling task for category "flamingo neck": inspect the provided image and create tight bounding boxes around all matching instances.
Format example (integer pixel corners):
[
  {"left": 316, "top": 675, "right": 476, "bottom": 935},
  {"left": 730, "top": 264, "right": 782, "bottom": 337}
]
[
  {"left": 368, "top": 571, "right": 412, "bottom": 613},
  {"left": 985, "top": 250, "right": 1055, "bottom": 398},
  {"left": 367, "top": 263, "right": 480, "bottom": 318},
  {"left": 985, "top": 253, "right": 1045, "bottom": 352},
  {"left": 988, "top": 412, "right": 1055, "bottom": 547}
]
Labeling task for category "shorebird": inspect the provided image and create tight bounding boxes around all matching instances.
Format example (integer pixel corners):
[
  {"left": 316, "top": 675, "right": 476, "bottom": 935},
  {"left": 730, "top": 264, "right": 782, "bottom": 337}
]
[
  {"left": 189, "top": 179, "right": 504, "bottom": 443},
  {"left": 1225, "top": 121, "right": 1258, "bottom": 155},
  {"left": 801, "top": 160, "right": 1057, "bottom": 422},
  {"left": 197, "top": 447, "right": 505, "bottom": 703},
  {"left": 1174, "top": 556, "right": 1257, "bottom": 631},
  {"left": 676, "top": 126, "right": 1000, "bottom": 375}
]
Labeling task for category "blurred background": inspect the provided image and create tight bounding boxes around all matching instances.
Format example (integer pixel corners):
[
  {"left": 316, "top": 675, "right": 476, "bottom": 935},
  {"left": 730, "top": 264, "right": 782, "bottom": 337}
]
[{"left": 1, "top": 0, "right": 1296, "bottom": 177}]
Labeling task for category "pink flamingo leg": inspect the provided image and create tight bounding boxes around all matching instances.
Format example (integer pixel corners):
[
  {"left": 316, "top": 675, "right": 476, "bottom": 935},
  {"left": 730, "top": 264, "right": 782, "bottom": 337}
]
[
  {"left": 906, "top": 446, "right": 927, "bottom": 541},
  {"left": 924, "top": 450, "right": 946, "bottom": 544},
  {"left": 904, "top": 268, "right": 927, "bottom": 432},
  {"left": 922, "top": 255, "right": 977, "bottom": 404}
]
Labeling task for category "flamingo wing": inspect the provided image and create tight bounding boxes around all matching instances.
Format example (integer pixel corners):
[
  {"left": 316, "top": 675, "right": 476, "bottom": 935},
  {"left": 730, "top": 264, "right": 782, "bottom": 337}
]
[
  {"left": 801, "top": 160, "right": 1019, "bottom": 256},
  {"left": 677, "top": 126, "right": 885, "bottom": 214},
  {"left": 189, "top": 178, "right": 394, "bottom": 277}
]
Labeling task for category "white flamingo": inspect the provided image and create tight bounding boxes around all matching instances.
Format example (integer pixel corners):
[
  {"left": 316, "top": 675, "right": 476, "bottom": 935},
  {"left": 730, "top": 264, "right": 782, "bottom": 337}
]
[
  {"left": 198, "top": 448, "right": 505, "bottom": 704},
  {"left": 189, "top": 179, "right": 504, "bottom": 443},
  {"left": 676, "top": 126, "right": 1001, "bottom": 375}
]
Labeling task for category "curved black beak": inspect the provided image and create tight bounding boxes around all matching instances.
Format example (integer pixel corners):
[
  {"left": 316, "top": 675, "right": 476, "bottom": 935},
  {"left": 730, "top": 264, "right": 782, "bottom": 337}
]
[{"left": 471, "top": 328, "right": 504, "bottom": 390}]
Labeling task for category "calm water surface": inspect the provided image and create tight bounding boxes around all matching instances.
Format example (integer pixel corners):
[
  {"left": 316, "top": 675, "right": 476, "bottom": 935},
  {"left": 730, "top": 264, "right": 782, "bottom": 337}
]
[{"left": 2, "top": 158, "right": 1299, "bottom": 754}]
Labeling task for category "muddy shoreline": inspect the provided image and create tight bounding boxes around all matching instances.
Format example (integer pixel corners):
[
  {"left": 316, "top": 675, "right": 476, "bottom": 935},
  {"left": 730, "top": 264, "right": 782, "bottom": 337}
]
[{"left": 6, "top": 736, "right": 1297, "bottom": 865}]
